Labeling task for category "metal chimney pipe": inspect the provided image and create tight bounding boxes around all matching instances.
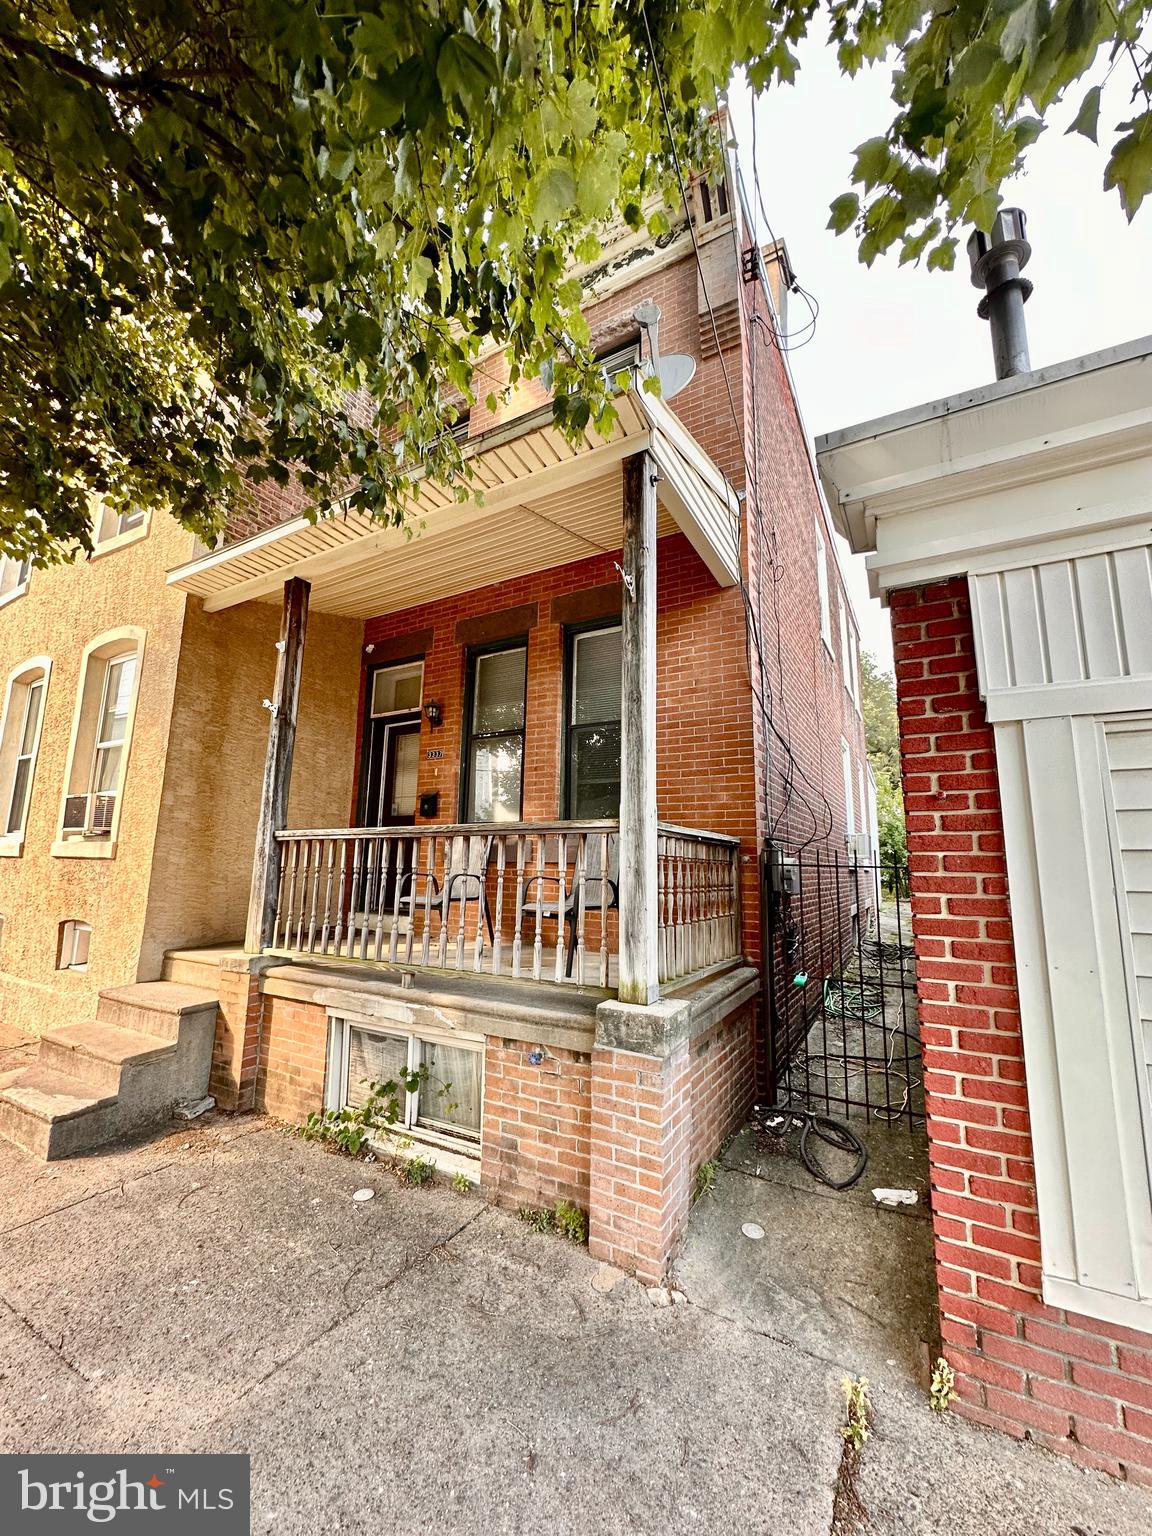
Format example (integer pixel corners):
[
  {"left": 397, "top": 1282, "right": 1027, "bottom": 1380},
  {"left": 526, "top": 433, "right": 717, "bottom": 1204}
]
[{"left": 966, "top": 208, "right": 1033, "bottom": 380}]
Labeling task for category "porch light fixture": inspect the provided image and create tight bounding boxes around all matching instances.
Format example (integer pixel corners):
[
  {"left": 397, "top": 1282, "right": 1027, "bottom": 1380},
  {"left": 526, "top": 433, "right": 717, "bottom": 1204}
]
[{"left": 424, "top": 699, "right": 443, "bottom": 728}]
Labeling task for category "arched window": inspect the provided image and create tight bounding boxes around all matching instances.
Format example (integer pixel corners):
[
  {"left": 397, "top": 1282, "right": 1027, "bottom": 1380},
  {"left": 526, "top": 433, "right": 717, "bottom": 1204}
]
[
  {"left": 0, "top": 656, "right": 51, "bottom": 853},
  {"left": 55, "top": 628, "right": 145, "bottom": 857}
]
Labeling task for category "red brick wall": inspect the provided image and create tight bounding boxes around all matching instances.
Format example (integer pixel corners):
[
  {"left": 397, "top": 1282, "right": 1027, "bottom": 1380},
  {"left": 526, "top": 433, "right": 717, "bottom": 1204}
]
[
  {"left": 360, "top": 533, "right": 761, "bottom": 959},
  {"left": 893, "top": 577, "right": 1152, "bottom": 1485},
  {"left": 209, "top": 964, "right": 264, "bottom": 1112},
  {"left": 588, "top": 1005, "right": 755, "bottom": 1283},
  {"left": 481, "top": 1038, "right": 592, "bottom": 1211},
  {"left": 256, "top": 994, "right": 328, "bottom": 1125}
]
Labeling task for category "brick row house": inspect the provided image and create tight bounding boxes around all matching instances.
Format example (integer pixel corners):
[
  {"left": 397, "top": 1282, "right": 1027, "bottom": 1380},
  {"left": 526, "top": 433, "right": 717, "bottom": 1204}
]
[
  {"left": 0, "top": 167, "right": 870, "bottom": 1279},
  {"left": 819, "top": 333, "right": 1152, "bottom": 1479}
]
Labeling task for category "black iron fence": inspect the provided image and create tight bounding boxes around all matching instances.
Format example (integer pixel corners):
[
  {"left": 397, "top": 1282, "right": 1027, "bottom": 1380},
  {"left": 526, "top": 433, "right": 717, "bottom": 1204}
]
[{"left": 765, "top": 843, "right": 922, "bottom": 1128}]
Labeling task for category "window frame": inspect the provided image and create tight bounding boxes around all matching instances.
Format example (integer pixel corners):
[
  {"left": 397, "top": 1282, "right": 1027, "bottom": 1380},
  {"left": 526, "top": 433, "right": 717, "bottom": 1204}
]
[
  {"left": 459, "top": 638, "right": 528, "bottom": 823},
  {"left": 326, "top": 1015, "right": 484, "bottom": 1158},
  {"left": 815, "top": 521, "right": 833, "bottom": 653},
  {"left": 0, "top": 655, "right": 51, "bottom": 855},
  {"left": 841, "top": 737, "right": 856, "bottom": 838},
  {"left": 91, "top": 501, "right": 151, "bottom": 557},
  {"left": 57, "top": 919, "right": 92, "bottom": 972},
  {"left": 0, "top": 554, "right": 31, "bottom": 609},
  {"left": 562, "top": 620, "right": 623, "bottom": 821},
  {"left": 358, "top": 657, "right": 424, "bottom": 825},
  {"left": 54, "top": 627, "right": 145, "bottom": 859}
]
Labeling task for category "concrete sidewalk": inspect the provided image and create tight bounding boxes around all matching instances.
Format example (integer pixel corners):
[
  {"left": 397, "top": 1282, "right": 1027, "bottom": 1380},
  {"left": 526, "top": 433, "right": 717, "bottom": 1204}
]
[{"left": 0, "top": 1115, "right": 1148, "bottom": 1534}]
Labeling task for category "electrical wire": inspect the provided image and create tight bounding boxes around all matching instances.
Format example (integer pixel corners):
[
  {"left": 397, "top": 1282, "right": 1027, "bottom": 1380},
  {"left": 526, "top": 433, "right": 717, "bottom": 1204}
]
[{"left": 752, "top": 1101, "right": 869, "bottom": 1190}]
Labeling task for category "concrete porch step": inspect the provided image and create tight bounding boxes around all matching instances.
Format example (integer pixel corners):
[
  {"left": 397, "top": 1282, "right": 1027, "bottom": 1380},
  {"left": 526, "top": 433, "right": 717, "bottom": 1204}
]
[
  {"left": 0, "top": 980, "right": 220, "bottom": 1162},
  {"left": 97, "top": 980, "right": 219, "bottom": 1042},
  {"left": 161, "top": 945, "right": 245, "bottom": 991},
  {"left": 39, "top": 1020, "right": 173, "bottom": 1094},
  {"left": 0, "top": 1066, "right": 118, "bottom": 1159}
]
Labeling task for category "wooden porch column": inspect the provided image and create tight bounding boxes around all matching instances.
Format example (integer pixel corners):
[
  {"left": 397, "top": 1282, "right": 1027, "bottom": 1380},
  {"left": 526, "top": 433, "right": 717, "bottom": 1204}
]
[
  {"left": 618, "top": 452, "right": 659, "bottom": 1005},
  {"left": 245, "top": 576, "right": 310, "bottom": 953}
]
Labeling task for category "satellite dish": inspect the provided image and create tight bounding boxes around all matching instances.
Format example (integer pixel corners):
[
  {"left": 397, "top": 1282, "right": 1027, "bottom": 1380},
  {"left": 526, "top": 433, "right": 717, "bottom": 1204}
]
[
  {"left": 632, "top": 298, "right": 697, "bottom": 401},
  {"left": 655, "top": 352, "right": 697, "bottom": 401}
]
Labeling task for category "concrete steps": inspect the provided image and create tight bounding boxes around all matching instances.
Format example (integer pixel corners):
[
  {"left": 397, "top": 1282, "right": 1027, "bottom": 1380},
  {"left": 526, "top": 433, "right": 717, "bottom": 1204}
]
[
  {"left": 161, "top": 946, "right": 245, "bottom": 991},
  {"left": 0, "top": 981, "right": 220, "bottom": 1160}
]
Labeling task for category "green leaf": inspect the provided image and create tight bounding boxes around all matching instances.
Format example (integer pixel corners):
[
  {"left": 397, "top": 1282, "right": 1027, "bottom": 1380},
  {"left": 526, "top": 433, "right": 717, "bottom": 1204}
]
[
  {"left": 436, "top": 32, "right": 500, "bottom": 112},
  {"left": 530, "top": 161, "right": 576, "bottom": 229},
  {"left": 1104, "top": 116, "right": 1152, "bottom": 220},
  {"left": 1066, "top": 85, "right": 1102, "bottom": 144},
  {"left": 827, "top": 192, "right": 860, "bottom": 234},
  {"left": 926, "top": 238, "right": 958, "bottom": 272},
  {"left": 1000, "top": 0, "right": 1046, "bottom": 66},
  {"left": 853, "top": 137, "right": 892, "bottom": 191},
  {"left": 576, "top": 146, "right": 620, "bottom": 220}
]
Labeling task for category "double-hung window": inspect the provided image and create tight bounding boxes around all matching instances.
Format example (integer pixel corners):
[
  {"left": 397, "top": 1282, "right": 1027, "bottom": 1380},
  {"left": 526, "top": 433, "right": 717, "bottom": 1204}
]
[
  {"left": 90, "top": 654, "right": 136, "bottom": 823},
  {"left": 815, "top": 522, "right": 832, "bottom": 651},
  {"left": 0, "top": 555, "right": 30, "bottom": 607},
  {"left": 6, "top": 676, "right": 44, "bottom": 836},
  {"left": 94, "top": 503, "right": 147, "bottom": 548},
  {"left": 0, "top": 658, "right": 50, "bottom": 850},
  {"left": 463, "top": 643, "right": 526, "bottom": 822},
  {"left": 565, "top": 625, "right": 622, "bottom": 819},
  {"left": 58, "top": 630, "right": 143, "bottom": 851}
]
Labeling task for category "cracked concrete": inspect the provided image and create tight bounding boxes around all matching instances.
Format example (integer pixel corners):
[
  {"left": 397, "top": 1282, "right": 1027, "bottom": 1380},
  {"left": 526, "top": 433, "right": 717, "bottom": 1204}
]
[{"left": 0, "top": 1114, "right": 1149, "bottom": 1534}]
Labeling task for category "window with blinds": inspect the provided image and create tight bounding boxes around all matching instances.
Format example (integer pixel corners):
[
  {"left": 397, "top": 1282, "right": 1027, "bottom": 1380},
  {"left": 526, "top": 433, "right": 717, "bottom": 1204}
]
[
  {"left": 565, "top": 625, "right": 621, "bottom": 819},
  {"left": 464, "top": 643, "right": 526, "bottom": 822}
]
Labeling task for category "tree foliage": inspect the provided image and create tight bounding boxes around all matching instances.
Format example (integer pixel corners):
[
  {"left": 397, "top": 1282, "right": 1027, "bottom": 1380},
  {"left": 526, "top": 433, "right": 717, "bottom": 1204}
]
[
  {"left": 860, "top": 650, "right": 906, "bottom": 874},
  {"left": 0, "top": 0, "right": 1148, "bottom": 564}
]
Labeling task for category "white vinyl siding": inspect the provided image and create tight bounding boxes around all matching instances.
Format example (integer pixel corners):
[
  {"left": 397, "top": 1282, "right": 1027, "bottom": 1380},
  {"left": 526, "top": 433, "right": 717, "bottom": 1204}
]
[
  {"left": 1104, "top": 721, "right": 1152, "bottom": 1154},
  {"left": 995, "top": 710, "right": 1152, "bottom": 1331},
  {"left": 970, "top": 552, "right": 1152, "bottom": 1333}
]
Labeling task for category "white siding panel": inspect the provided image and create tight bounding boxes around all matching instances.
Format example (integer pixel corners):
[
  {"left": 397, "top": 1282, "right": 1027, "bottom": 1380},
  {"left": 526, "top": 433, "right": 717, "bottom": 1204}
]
[
  {"left": 1025, "top": 716, "right": 1143, "bottom": 1298},
  {"left": 971, "top": 547, "right": 1152, "bottom": 705},
  {"left": 1114, "top": 547, "right": 1152, "bottom": 674},
  {"left": 1075, "top": 554, "right": 1126, "bottom": 678},
  {"left": 1003, "top": 566, "right": 1047, "bottom": 685},
  {"left": 1037, "top": 559, "right": 1085, "bottom": 683}
]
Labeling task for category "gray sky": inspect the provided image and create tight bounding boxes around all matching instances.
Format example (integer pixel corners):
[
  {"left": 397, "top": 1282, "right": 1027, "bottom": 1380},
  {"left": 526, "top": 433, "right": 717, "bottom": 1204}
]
[{"left": 730, "top": 34, "right": 1152, "bottom": 670}]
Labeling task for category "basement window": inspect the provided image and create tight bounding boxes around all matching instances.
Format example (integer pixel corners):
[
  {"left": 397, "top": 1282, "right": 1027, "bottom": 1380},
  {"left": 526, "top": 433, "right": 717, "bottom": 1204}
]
[
  {"left": 327, "top": 1019, "right": 483, "bottom": 1154},
  {"left": 58, "top": 920, "right": 92, "bottom": 971}
]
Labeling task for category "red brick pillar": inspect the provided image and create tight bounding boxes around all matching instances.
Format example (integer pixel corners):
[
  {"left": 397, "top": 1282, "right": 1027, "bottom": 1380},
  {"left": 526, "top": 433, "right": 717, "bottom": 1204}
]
[
  {"left": 587, "top": 1040, "right": 692, "bottom": 1284},
  {"left": 893, "top": 578, "right": 1152, "bottom": 1483},
  {"left": 208, "top": 958, "right": 267, "bottom": 1112}
]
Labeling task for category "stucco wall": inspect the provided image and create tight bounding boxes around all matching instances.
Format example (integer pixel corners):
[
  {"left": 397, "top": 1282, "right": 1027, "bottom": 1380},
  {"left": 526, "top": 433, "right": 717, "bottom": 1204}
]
[
  {"left": 0, "top": 515, "right": 197, "bottom": 1037},
  {"left": 138, "top": 595, "right": 363, "bottom": 976}
]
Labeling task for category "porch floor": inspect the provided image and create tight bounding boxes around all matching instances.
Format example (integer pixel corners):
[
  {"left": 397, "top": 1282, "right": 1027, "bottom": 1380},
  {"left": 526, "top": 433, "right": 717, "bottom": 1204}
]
[{"left": 163, "top": 943, "right": 745, "bottom": 1017}]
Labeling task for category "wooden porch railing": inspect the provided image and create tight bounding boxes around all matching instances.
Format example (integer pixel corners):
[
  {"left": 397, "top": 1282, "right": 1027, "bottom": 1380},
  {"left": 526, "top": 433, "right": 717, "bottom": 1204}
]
[
  {"left": 269, "top": 820, "right": 742, "bottom": 990},
  {"left": 656, "top": 823, "right": 743, "bottom": 985}
]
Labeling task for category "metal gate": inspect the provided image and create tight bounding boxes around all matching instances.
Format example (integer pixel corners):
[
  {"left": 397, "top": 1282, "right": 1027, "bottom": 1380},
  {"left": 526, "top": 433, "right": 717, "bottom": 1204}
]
[{"left": 764, "top": 844, "right": 922, "bottom": 1128}]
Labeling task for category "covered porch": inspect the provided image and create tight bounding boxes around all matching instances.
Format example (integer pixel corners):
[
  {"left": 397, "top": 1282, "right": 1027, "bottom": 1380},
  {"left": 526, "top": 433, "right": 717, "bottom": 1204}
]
[{"left": 167, "top": 379, "right": 750, "bottom": 1010}]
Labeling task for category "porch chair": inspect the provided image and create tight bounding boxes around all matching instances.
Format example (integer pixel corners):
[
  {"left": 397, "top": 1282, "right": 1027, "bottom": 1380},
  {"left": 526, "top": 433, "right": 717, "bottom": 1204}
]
[
  {"left": 396, "top": 833, "right": 495, "bottom": 942},
  {"left": 521, "top": 833, "right": 619, "bottom": 978}
]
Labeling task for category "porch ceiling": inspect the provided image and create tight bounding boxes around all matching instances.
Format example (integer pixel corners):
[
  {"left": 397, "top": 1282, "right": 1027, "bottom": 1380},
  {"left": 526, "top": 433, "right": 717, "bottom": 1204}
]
[{"left": 166, "top": 382, "right": 742, "bottom": 619}]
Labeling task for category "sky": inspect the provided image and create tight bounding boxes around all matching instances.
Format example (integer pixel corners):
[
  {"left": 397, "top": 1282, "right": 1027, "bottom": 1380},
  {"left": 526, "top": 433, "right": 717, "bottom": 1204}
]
[{"left": 728, "top": 33, "right": 1152, "bottom": 670}]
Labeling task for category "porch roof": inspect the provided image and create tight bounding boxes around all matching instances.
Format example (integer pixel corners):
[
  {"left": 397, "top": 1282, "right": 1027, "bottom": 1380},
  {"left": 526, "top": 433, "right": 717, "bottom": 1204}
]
[{"left": 166, "top": 381, "right": 742, "bottom": 618}]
